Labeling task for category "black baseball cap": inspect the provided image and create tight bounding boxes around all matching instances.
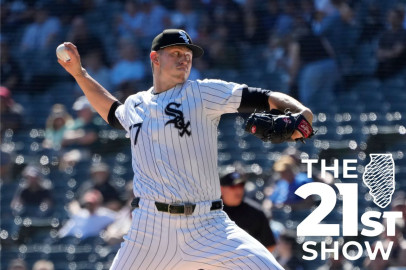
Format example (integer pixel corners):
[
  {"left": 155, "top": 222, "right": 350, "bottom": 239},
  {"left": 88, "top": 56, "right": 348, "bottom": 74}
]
[
  {"left": 220, "top": 172, "right": 246, "bottom": 186},
  {"left": 151, "top": 29, "right": 204, "bottom": 58}
]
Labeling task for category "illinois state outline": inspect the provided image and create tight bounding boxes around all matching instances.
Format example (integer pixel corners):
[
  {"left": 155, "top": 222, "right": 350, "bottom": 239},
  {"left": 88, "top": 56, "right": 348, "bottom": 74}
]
[{"left": 362, "top": 153, "right": 395, "bottom": 208}]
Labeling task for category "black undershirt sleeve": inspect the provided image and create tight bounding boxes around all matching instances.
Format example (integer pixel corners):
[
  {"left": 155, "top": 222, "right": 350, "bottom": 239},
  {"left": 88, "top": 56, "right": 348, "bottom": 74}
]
[
  {"left": 237, "top": 87, "right": 271, "bottom": 113},
  {"left": 258, "top": 212, "right": 277, "bottom": 247},
  {"left": 107, "top": 101, "right": 124, "bottom": 130}
]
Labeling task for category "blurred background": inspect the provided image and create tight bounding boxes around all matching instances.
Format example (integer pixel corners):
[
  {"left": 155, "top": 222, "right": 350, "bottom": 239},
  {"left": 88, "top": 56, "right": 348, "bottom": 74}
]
[{"left": 1, "top": 0, "right": 406, "bottom": 269}]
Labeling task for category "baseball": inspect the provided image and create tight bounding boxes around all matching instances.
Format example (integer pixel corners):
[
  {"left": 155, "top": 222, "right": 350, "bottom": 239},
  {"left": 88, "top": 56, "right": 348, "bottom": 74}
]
[{"left": 56, "top": 44, "right": 70, "bottom": 62}]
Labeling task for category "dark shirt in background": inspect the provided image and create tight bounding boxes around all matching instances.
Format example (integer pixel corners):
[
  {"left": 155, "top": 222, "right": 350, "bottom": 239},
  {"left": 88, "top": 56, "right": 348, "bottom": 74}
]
[{"left": 223, "top": 199, "right": 276, "bottom": 248}]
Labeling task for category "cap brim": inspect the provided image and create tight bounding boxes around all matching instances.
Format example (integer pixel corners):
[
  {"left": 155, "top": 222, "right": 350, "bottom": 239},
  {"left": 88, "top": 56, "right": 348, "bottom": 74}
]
[
  {"left": 221, "top": 178, "right": 246, "bottom": 186},
  {"left": 232, "top": 178, "right": 246, "bottom": 185},
  {"left": 159, "top": 43, "right": 204, "bottom": 58}
]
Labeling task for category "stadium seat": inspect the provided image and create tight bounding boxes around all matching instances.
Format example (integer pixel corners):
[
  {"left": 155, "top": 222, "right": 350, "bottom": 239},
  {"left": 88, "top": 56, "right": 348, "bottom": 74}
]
[
  {"left": 72, "top": 251, "right": 98, "bottom": 262},
  {"left": 383, "top": 87, "right": 406, "bottom": 103},
  {"left": 350, "top": 78, "right": 381, "bottom": 92},
  {"left": 363, "top": 101, "right": 390, "bottom": 115},
  {"left": 309, "top": 101, "right": 338, "bottom": 115},
  {"left": 271, "top": 208, "right": 291, "bottom": 223},
  {"left": 389, "top": 101, "right": 406, "bottom": 114},
  {"left": 336, "top": 102, "right": 365, "bottom": 114},
  {"left": 356, "top": 88, "right": 384, "bottom": 100},
  {"left": 47, "top": 82, "right": 77, "bottom": 108},
  {"left": 1, "top": 251, "right": 22, "bottom": 270},
  {"left": 22, "top": 250, "right": 50, "bottom": 265},
  {"left": 349, "top": 42, "right": 378, "bottom": 75}
]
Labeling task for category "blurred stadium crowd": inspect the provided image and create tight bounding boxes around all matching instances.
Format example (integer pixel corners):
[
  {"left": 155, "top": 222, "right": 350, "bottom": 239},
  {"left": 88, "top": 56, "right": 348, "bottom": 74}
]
[{"left": 1, "top": 0, "right": 406, "bottom": 269}]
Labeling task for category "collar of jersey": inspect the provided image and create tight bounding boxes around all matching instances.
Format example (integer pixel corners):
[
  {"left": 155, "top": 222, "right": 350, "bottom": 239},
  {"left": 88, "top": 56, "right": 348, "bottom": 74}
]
[{"left": 150, "top": 82, "right": 185, "bottom": 96}]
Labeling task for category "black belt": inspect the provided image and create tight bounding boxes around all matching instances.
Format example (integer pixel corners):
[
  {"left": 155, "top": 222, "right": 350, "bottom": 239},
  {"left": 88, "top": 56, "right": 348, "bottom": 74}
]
[{"left": 131, "top": 197, "right": 223, "bottom": 216}]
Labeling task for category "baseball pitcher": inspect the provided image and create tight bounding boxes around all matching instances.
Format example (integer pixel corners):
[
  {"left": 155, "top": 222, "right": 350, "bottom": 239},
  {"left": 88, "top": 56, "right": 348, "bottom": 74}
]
[{"left": 57, "top": 29, "right": 314, "bottom": 270}]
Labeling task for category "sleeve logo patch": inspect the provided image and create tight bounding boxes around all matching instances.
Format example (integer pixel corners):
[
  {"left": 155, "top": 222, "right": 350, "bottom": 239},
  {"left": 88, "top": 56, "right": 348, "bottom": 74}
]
[{"left": 298, "top": 119, "right": 311, "bottom": 138}]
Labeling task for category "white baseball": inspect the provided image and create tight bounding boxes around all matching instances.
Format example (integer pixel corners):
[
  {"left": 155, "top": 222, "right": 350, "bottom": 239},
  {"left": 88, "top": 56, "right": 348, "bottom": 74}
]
[{"left": 56, "top": 44, "right": 71, "bottom": 62}]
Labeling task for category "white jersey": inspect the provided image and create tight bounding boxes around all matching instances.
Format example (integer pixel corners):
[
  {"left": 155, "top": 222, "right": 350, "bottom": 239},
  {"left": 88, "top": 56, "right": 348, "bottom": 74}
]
[
  {"left": 115, "top": 79, "right": 245, "bottom": 203},
  {"left": 111, "top": 79, "right": 284, "bottom": 270}
]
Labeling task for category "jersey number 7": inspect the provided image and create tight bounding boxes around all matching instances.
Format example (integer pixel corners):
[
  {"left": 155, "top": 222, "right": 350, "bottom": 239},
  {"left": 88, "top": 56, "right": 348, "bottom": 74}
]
[{"left": 130, "top": 123, "right": 142, "bottom": 145}]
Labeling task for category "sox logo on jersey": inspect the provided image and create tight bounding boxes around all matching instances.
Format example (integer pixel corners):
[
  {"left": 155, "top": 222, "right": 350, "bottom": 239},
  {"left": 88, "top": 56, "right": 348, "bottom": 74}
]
[{"left": 165, "top": 102, "right": 191, "bottom": 137}]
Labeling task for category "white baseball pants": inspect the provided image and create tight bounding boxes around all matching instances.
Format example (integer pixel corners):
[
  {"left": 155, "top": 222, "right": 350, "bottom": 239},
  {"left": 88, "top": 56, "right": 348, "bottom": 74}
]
[{"left": 110, "top": 198, "right": 284, "bottom": 270}]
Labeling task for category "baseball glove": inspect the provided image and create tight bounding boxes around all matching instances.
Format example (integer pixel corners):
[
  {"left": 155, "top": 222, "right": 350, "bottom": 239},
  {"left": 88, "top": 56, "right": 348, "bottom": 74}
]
[{"left": 244, "top": 109, "right": 314, "bottom": 144}]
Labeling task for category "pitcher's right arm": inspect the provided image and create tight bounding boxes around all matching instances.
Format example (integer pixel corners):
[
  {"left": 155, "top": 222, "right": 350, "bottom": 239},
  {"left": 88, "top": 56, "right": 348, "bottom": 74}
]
[{"left": 57, "top": 42, "right": 118, "bottom": 124}]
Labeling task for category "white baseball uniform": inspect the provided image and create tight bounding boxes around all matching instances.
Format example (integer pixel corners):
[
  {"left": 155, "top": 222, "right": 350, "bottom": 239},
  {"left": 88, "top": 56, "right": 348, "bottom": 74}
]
[{"left": 110, "top": 79, "right": 284, "bottom": 270}]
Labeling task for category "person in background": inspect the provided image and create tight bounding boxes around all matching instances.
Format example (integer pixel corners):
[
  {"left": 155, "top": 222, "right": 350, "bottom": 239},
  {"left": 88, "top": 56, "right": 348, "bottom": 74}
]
[
  {"left": 67, "top": 17, "right": 110, "bottom": 98},
  {"left": 273, "top": 1, "right": 297, "bottom": 37},
  {"left": 111, "top": 37, "right": 146, "bottom": 89},
  {"left": 376, "top": 8, "right": 406, "bottom": 80},
  {"left": 66, "top": 16, "right": 103, "bottom": 58},
  {"left": 103, "top": 182, "right": 134, "bottom": 247},
  {"left": 19, "top": 3, "right": 60, "bottom": 53},
  {"left": 58, "top": 189, "right": 116, "bottom": 240},
  {"left": 10, "top": 165, "right": 53, "bottom": 217},
  {"left": 42, "top": 104, "right": 73, "bottom": 151},
  {"left": 0, "top": 39, "right": 22, "bottom": 93},
  {"left": 287, "top": 25, "right": 338, "bottom": 103},
  {"left": 263, "top": 35, "right": 290, "bottom": 92},
  {"left": 0, "top": 148, "right": 13, "bottom": 183},
  {"left": 135, "top": 0, "right": 169, "bottom": 42},
  {"left": 18, "top": 3, "right": 61, "bottom": 95},
  {"left": 364, "top": 219, "right": 406, "bottom": 270},
  {"left": 391, "top": 191, "right": 406, "bottom": 236},
  {"left": 169, "top": 0, "right": 198, "bottom": 35},
  {"left": 76, "top": 162, "right": 122, "bottom": 211},
  {"left": 0, "top": 86, "right": 23, "bottom": 135},
  {"left": 282, "top": 146, "right": 334, "bottom": 185},
  {"left": 32, "top": 260, "right": 54, "bottom": 270},
  {"left": 257, "top": 0, "right": 281, "bottom": 40},
  {"left": 266, "top": 155, "right": 314, "bottom": 210},
  {"left": 274, "top": 231, "right": 303, "bottom": 270},
  {"left": 61, "top": 96, "right": 99, "bottom": 151},
  {"left": 114, "top": 81, "right": 140, "bottom": 103},
  {"left": 79, "top": 49, "right": 112, "bottom": 96},
  {"left": 314, "top": 0, "right": 357, "bottom": 69},
  {"left": 242, "top": 11, "right": 264, "bottom": 46},
  {"left": 0, "top": 1, "right": 35, "bottom": 38},
  {"left": 115, "top": 0, "right": 169, "bottom": 42},
  {"left": 7, "top": 259, "right": 27, "bottom": 270},
  {"left": 220, "top": 171, "right": 277, "bottom": 252},
  {"left": 115, "top": 0, "right": 143, "bottom": 38},
  {"left": 317, "top": 241, "right": 354, "bottom": 270},
  {"left": 60, "top": 96, "right": 101, "bottom": 168}
]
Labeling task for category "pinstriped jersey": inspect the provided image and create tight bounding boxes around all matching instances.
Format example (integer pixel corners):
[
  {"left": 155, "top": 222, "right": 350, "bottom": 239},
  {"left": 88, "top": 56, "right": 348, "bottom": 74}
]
[{"left": 115, "top": 79, "right": 246, "bottom": 203}]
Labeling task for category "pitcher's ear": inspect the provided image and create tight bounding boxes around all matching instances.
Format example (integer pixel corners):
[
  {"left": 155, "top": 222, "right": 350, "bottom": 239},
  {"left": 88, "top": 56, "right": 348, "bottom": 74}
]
[{"left": 150, "top": 51, "right": 159, "bottom": 65}]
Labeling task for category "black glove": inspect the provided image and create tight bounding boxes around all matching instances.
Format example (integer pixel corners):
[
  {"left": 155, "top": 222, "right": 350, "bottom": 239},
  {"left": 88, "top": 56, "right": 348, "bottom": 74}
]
[{"left": 244, "top": 109, "right": 314, "bottom": 144}]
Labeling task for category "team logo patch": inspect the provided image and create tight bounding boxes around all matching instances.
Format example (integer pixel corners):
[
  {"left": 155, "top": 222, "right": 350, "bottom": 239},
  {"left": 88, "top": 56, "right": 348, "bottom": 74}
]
[
  {"left": 298, "top": 119, "right": 311, "bottom": 138},
  {"left": 283, "top": 117, "right": 292, "bottom": 124},
  {"left": 251, "top": 125, "right": 257, "bottom": 134},
  {"left": 179, "top": 30, "right": 190, "bottom": 44},
  {"left": 165, "top": 102, "right": 191, "bottom": 137}
]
